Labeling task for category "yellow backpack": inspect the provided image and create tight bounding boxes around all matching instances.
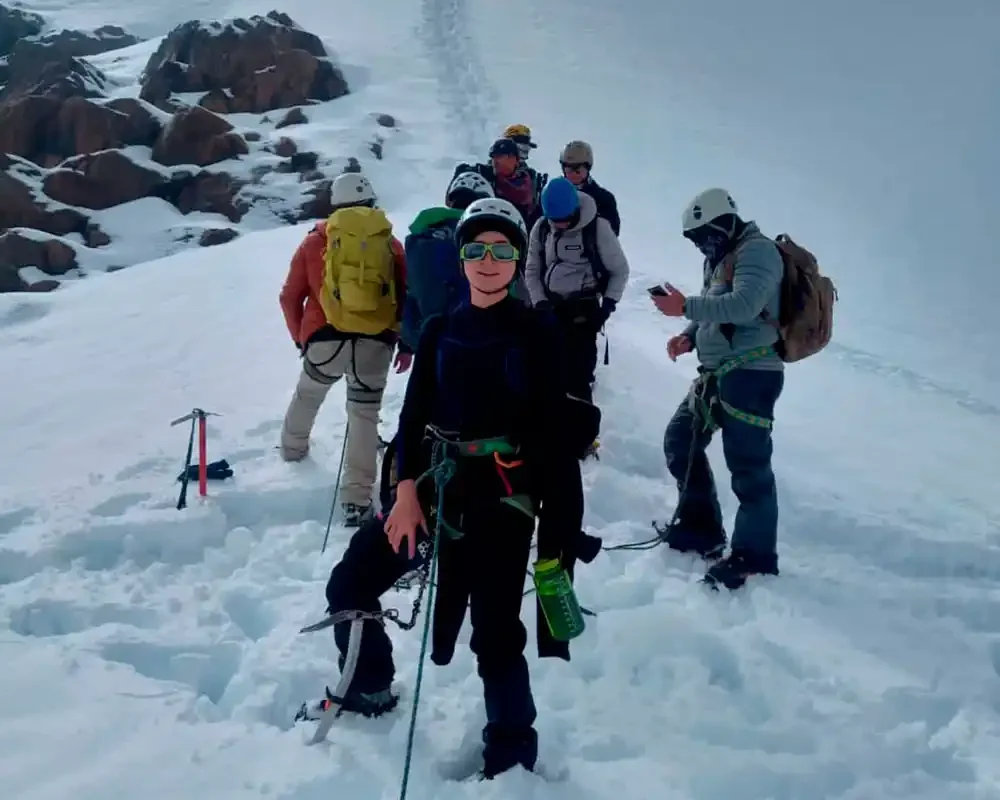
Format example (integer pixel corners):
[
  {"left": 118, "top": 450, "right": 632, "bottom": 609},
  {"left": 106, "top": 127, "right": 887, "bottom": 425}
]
[{"left": 320, "top": 206, "right": 398, "bottom": 335}]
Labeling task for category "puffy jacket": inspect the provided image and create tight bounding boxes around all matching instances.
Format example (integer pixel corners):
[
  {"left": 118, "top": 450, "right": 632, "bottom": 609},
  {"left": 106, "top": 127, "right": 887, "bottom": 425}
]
[
  {"left": 279, "top": 220, "right": 407, "bottom": 348},
  {"left": 524, "top": 192, "right": 630, "bottom": 305},
  {"left": 682, "top": 221, "right": 783, "bottom": 371}
]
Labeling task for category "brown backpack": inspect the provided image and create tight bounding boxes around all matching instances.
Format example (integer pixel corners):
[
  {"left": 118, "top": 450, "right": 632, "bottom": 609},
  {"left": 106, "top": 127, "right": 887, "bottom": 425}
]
[{"left": 723, "top": 233, "right": 837, "bottom": 362}]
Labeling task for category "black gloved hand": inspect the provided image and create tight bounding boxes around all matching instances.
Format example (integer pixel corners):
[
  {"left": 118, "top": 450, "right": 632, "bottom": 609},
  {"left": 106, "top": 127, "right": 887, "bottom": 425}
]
[{"left": 599, "top": 297, "right": 617, "bottom": 327}]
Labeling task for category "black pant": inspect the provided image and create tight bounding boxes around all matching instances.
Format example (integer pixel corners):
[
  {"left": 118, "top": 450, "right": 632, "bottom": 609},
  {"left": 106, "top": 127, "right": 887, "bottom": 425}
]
[
  {"left": 554, "top": 296, "right": 601, "bottom": 403},
  {"left": 325, "top": 504, "right": 537, "bottom": 741}
]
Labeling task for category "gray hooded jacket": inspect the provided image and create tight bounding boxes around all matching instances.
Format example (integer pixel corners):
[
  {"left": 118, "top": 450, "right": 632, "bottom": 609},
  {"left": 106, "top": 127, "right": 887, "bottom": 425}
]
[
  {"left": 524, "top": 192, "right": 629, "bottom": 305},
  {"left": 682, "top": 222, "right": 784, "bottom": 371}
]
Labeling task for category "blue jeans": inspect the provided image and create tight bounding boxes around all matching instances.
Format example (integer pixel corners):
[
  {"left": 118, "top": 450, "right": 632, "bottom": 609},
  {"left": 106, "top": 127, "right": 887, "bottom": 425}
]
[{"left": 663, "top": 368, "right": 784, "bottom": 555}]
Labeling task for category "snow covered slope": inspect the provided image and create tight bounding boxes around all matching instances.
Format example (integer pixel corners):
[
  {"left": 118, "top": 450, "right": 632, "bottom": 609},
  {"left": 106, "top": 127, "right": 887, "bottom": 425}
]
[{"left": 2, "top": 1, "right": 1000, "bottom": 799}]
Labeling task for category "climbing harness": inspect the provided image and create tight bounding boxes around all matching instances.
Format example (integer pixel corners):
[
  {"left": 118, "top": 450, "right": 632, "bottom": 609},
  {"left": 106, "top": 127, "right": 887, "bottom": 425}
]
[{"left": 690, "top": 346, "right": 776, "bottom": 432}]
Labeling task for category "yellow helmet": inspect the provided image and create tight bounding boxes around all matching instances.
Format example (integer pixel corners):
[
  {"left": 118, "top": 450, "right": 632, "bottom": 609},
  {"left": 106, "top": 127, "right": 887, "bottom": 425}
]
[{"left": 503, "top": 123, "right": 531, "bottom": 139}]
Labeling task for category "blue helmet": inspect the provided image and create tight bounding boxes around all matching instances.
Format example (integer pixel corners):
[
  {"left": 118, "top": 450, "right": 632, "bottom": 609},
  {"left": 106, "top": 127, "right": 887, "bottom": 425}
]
[{"left": 541, "top": 177, "right": 580, "bottom": 221}]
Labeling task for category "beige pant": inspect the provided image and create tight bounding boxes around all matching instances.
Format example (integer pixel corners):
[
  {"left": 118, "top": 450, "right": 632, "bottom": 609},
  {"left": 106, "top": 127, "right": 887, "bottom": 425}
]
[{"left": 280, "top": 337, "right": 393, "bottom": 506}]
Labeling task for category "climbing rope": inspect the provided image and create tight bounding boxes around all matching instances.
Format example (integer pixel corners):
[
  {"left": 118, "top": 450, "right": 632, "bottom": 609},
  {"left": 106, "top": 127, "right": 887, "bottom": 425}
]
[{"left": 398, "top": 439, "right": 453, "bottom": 800}]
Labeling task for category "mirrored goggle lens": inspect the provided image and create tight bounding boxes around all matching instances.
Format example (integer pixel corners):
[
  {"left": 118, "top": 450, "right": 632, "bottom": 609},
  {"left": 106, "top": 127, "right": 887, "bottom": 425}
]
[{"left": 461, "top": 242, "right": 519, "bottom": 261}]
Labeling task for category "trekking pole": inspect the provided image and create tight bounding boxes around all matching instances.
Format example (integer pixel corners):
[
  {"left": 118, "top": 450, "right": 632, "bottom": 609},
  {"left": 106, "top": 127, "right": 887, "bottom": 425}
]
[{"left": 320, "top": 420, "right": 350, "bottom": 555}]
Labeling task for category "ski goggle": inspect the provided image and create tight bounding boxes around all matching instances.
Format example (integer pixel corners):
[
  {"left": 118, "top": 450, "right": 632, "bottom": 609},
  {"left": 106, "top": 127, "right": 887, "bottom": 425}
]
[{"left": 460, "top": 242, "right": 520, "bottom": 262}]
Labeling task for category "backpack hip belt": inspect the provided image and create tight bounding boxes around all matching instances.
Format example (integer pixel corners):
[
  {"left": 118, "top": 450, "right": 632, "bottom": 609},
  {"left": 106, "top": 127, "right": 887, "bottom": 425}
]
[{"left": 689, "top": 346, "right": 775, "bottom": 432}]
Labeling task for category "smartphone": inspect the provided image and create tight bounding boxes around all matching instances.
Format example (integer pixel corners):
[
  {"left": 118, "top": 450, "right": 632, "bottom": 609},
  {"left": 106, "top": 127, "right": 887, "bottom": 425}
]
[{"left": 647, "top": 284, "right": 668, "bottom": 297}]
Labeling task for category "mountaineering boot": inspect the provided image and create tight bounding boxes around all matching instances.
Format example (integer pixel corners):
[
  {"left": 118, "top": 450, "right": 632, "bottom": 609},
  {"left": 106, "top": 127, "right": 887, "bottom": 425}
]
[
  {"left": 480, "top": 725, "right": 538, "bottom": 780},
  {"left": 703, "top": 549, "right": 779, "bottom": 591},
  {"left": 657, "top": 521, "right": 726, "bottom": 560},
  {"left": 342, "top": 502, "right": 373, "bottom": 528},
  {"left": 295, "top": 686, "right": 398, "bottom": 723},
  {"left": 582, "top": 438, "right": 600, "bottom": 461}
]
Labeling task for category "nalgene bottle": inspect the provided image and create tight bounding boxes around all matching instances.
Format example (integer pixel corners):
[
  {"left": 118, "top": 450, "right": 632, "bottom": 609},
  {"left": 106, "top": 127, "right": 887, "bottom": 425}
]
[{"left": 533, "top": 558, "right": 585, "bottom": 641}]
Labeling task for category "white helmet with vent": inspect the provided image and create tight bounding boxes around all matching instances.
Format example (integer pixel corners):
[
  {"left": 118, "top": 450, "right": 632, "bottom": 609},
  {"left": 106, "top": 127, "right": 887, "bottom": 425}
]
[
  {"left": 331, "top": 173, "right": 377, "bottom": 206},
  {"left": 454, "top": 198, "right": 528, "bottom": 253},
  {"left": 446, "top": 171, "right": 494, "bottom": 200},
  {"left": 682, "top": 187, "right": 739, "bottom": 231}
]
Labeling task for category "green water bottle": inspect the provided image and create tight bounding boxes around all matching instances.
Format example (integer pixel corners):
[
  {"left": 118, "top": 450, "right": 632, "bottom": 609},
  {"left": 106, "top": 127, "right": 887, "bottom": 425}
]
[{"left": 533, "top": 558, "right": 586, "bottom": 641}]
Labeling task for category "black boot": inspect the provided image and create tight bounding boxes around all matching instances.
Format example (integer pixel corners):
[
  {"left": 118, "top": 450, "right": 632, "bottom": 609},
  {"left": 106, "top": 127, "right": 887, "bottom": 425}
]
[
  {"left": 657, "top": 521, "right": 726, "bottom": 560},
  {"left": 480, "top": 725, "right": 538, "bottom": 779},
  {"left": 295, "top": 686, "right": 398, "bottom": 723},
  {"left": 703, "top": 548, "right": 779, "bottom": 590}
]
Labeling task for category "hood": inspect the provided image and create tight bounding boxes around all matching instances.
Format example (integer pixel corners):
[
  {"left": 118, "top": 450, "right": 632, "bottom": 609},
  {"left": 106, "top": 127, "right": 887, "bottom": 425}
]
[
  {"left": 568, "top": 191, "right": 598, "bottom": 231},
  {"left": 735, "top": 220, "right": 763, "bottom": 243},
  {"left": 409, "top": 206, "right": 462, "bottom": 235}
]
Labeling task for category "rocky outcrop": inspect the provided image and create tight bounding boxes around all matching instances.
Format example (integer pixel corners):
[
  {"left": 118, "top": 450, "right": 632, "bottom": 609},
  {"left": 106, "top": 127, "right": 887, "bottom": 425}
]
[
  {"left": 0, "top": 153, "right": 91, "bottom": 237},
  {"left": 0, "top": 228, "right": 78, "bottom": 292},
  {"left": 0, "top": 5, "right": 45, "bottom": 60},
  {"left": 43, "top": 150, "right": 167, "bottom": 209},
  {"left": 139, "top": 11, "right": 348, "bottom": 113},
  {"left": 151, "top": 106, "right": 248, "bottom": 167},
  {"left": 0, "top": 6, "right": 375, "bottom": 294},
  {"left": 0, "top": 95, "right": 162, "bottom": 167}
]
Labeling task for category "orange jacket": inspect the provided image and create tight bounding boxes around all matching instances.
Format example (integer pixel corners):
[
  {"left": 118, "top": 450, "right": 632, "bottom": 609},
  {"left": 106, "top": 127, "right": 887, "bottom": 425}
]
[{"left": 279, "top": 221, "right": 407, "bottom": 347}]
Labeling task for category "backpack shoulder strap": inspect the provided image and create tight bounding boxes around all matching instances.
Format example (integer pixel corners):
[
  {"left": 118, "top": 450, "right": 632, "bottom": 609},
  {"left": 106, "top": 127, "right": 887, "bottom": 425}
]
[{"left": 582, "top": 217, "right": 610, "bottom": 293}]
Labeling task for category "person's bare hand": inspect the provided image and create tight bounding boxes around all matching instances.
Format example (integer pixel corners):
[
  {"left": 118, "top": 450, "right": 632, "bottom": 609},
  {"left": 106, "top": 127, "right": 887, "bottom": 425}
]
[
  {"left": 652, "top": 282, "right": 687, "bottom": 317},
  {"left": 667, "top": 333, "right": 694, "bottom": 362},
  {"left": 394, "top": 351, "right": 413, "bottom": 374},
  {"left": 384, "top": 479, "right": 426, "bottom": 559}
]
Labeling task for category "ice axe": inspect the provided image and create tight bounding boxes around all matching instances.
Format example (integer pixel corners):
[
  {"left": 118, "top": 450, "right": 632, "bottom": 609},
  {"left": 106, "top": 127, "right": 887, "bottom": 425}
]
[{"left": 170, "top": 408, "right": 221, "bottom": 509}]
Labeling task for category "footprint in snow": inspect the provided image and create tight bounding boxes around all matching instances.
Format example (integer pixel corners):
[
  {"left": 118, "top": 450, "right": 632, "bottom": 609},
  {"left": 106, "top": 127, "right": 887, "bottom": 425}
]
[
  {"left": 8, "top": 598, "right": 160, "bottom": 638},
  {"left": 100, "top": 640, "right": 243, "bottom": 705},
  {"left": 89, "top": 492, "right": 153, "bottom": 518},
  {"left": 0, "top": 506, "right": 37, "bottom": 537}
]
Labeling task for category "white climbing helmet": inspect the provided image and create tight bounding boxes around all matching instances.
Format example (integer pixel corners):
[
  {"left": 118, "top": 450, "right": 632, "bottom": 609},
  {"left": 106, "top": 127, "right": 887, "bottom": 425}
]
[
  {"left": 681, "top": 187, "right": 739, "bottom": 232},
  {"left": 446, "top": 171, "right": 494, "bottom": 201},
  {"left": 331, "top": 173, "right": 377, "bottom": 207},
  {"left": 455, "top": 197, "right": 528, "bottom": 252}
]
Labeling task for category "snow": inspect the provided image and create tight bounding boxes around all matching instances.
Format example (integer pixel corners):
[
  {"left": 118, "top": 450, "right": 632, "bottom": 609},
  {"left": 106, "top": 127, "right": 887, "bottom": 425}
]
[{"left": 2, "top": 0, "right": 1000, "bottom": 799}]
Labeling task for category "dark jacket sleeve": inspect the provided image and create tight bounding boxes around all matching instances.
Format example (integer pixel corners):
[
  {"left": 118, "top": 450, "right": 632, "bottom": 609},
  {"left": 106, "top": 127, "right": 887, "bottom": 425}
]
[{"left": 395, "top": 316, "right": 444, "bottom": 481}]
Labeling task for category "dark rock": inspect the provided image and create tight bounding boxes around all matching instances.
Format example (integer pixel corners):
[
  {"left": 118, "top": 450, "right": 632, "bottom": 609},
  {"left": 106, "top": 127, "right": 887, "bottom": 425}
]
[
  {"left": 0, "top": 153, "right": 90, "bottom": 236},
  {"left": 0, "top": 51, "right": 108, "bottom": 103},
  {"left": 243, "top": 130, "right": 261, "bottom": 142},
  {"left": 275, "top": 107, "right": 307, "bottom": 129},
  {"left": 151, "top": 106, "right": 248, "bottom": 167},
  {"left": 43, "top": 150, "right": 167, "bottom": 210},
  {"left": 140, "top": 12, "right": 347, "bottom": 113},
  {"left": 171, "top": 171, "right": 247, "bottom": 222},
  {"left": 199, "top": 228, "right": 239, "bottom": 247},
  {"left": 295, "top": 178, "right": 332, "bottom": 220},
  {"left": 273, "top": 136, "right": 297, "bottom": 157},
  {"left": 0, "top": 229, "right": 78, "bottom": 275},
  {"left": 0, "top": 4, "right": 45, "bottom": 59},
  {"left": 85, "top": 223, "right": 111, "bottom": 247},
  {"left": 27, "top": 278, "right": 60, "bottom": 292},
  {"left": 374, "top": 113, "right": 396, "bottom": 128}
]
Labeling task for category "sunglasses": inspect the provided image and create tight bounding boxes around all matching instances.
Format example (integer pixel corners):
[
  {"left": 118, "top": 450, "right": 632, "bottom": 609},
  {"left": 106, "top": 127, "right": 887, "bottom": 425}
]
[
  {"left": 460, "top": 242, "right": 520, "bottom": 262},
  {"left": 561, "top": 162, "right": 589, "bottom": 172}
]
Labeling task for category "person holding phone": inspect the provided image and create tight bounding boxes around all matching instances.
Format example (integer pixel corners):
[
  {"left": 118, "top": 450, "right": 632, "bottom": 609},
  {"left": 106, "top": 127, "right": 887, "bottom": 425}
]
[{"left": 649, "top": 188, "right": 785, "bottom": 591}]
